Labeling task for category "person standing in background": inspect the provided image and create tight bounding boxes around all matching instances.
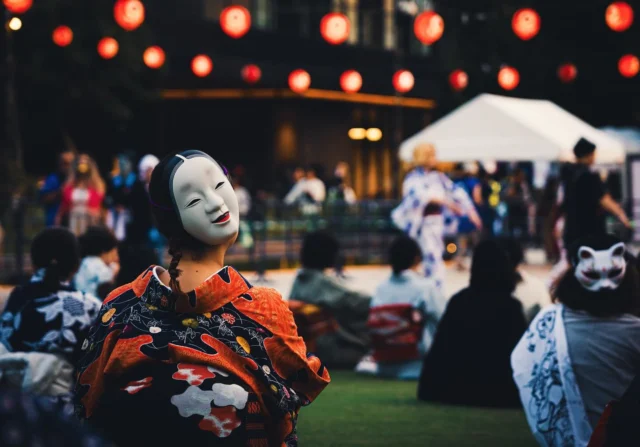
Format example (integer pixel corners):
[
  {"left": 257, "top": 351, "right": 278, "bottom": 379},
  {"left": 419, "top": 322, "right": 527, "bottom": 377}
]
[
  {"left": 328, "top": 161, "right": 357, "bottom": 204},
  {"left": 232, "top": 175, "right": 254, "bottom": 249},
  {"left": 56, "top": 154, "right": 106, "bottom": 236},
  {"left": 391, "top": 143, "right": 481, "bottom": 292},
  {"left": 106, "top": 153, "right": 136, "bottom": 241},
  {"left": 39, "top": 149, "right": 75, "bottom": 227}
]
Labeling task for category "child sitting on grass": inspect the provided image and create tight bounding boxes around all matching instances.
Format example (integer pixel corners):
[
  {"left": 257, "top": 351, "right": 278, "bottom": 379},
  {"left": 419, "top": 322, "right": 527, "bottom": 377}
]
[
  {"left": 356, "top": 235, "right": 445, "bottom": 379},
  {"left": 74, "top": 226, "right": 119, "bottom": 299}
]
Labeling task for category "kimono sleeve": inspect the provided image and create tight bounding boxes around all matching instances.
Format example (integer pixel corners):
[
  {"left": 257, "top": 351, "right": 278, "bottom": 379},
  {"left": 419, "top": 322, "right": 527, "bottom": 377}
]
[{"left": 238, "top": 287, "right": 331, "bottom": 403}]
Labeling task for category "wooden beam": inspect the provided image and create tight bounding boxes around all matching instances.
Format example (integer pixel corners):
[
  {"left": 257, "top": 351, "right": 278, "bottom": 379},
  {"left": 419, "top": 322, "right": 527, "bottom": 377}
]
[{"left": 161, "top": 88, "right": 436, "bottom": 109}]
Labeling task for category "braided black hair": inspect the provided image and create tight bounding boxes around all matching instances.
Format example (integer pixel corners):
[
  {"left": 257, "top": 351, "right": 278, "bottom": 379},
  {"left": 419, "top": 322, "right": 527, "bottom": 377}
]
[{"left": 148, "top": 150, "right": 228, "bottom": 301}]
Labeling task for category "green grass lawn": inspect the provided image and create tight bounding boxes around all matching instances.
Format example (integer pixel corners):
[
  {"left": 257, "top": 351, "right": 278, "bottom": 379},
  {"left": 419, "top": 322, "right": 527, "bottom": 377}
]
[{"left": 297, "top": 371, "right": 538, "bottom": 447}]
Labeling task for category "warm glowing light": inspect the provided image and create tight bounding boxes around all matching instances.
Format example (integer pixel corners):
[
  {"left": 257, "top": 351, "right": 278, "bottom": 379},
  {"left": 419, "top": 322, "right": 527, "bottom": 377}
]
[
  {"left": 512, "top": 8, "right": 541, "bottom": 40},
  {"left": 192, "top": 55, "right": 213, "bottom": 77},
  {"left": 241, "top": 64, "right": 261, "bottom": 84},
  {"left": 498, "top": 66, "right": 520, "bottom": 90},
  {"left": 449, "top": 69, "right": 468, "bottom": 91},
  {"left": 366, "top": 128, "right": 383, "bottom": 142},
  {"left": 52, "top": 25, "right": 73, "bottom": 47},
  {"left": 619, "top": 54, "right": 639, "bottom": 78},
  {"left": 143, "top": 46, "right": 165, "bottom": 69},
  {"left": 220, "top": 5, "right": 251, "bottom": 39},
  {"left": 392, "top": 70, "right": 415, "bottom": 93},
  {"left": 414, "top": 11, "right": 444, "bottom": 45},
  {"left": 348, "top": 128, "right": 366, "bottom": 140},
  {"left": 340, "top": 70, "right": 363, "bottom": 94},
  {"left": 320, "top": 12, "right": 350, "bottom": 45},
  {"left": 288, "top": 69, "right": 311, "bottom": 93},
  {"left": 606, "top": 2, "right": 634, "bottom": 32},
  {"left": 114, "top": 0, "right": 145, "bottom": 31},
  {"left": 557, "top": 63, "right": 577, "bottom": 83},
  {"left": 446, "top": 243, "right": 457, "bottom": 254},
  {"left": 3, "top": 0, "right": 32, "bottom": 14},
  {"left": 8, "top": 17, "right": 22, "bottom": 31},
  {"left": 97, "top": 37, "right": 119, "bottom": 59}
]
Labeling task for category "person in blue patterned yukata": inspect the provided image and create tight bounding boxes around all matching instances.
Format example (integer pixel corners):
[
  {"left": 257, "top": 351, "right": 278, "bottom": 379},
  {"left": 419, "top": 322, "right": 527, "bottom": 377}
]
[{"left": 392, "top": 143, "right": 482, "bottom": 292}]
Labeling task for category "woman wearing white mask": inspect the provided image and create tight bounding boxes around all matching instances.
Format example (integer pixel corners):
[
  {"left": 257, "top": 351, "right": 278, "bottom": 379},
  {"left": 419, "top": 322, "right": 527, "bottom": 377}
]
[
  {"left": 512, "top": 234, "right": 640, "bottom": 447},
  {"left": 75, "top": 150, "right": 330, "bottom": 447}
]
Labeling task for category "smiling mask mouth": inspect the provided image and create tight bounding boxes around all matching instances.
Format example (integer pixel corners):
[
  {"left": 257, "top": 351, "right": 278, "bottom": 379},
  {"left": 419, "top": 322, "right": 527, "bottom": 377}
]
[{"left": 212, "top": 211, "right": 230, "bottom": 224}]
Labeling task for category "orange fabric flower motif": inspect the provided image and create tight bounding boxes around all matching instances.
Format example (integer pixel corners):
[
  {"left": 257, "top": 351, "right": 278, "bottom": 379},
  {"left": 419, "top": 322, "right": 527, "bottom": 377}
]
[
  {"left": 172, "top": 363, "right": 217, "bottom": 386},
  {"left": 198, "top": 406, "right": 242, "bottom": 437}
]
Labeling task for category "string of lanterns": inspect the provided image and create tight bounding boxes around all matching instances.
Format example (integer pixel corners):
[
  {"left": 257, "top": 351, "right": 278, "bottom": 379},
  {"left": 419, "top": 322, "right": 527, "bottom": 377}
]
[{"left": 4, "top": 0, "right": 638, "bottom": 93}]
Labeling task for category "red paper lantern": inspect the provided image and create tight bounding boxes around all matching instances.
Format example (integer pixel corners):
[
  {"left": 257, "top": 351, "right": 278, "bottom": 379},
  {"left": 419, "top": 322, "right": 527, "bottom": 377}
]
[
  {"left": 498, "top": 66, "right": 520, "bottom": 90},
  {"left": 606, "top": 2, "right": 634, "bottom": 32},
  {"left": 97, "top": 37, "right": 119, "bottom": 59},
  {"left": 289, "top": 69, "right": 311, "bottom": 94},
  {"left": 392, "top": 70, "right": 415, "bottom": 93},
  {"left": 512, "top": 8, "right": 541, "bottom": 41},
  {"left": 114, "top": 0, "right": 145, "bottom": 32},
  {"left": 619, "top": 54, "right": 639, "bottom": 78},
  {"left": 3, "top": 0, "right": 32, "bottom": 14},
  {"left": 52, "top": 26, "right": 73, "bottom": 47},
  {"left": 414, "top": 11, "right": 444, "bottom": 45},
  {"left": 220, "top": 5, "right": 251, "bottom": 39},
  {"left": 192, "top": 55, "right": 213, "bottom": 78},
  {"left": 241, "top": 64, "right": 262, "bottom": 84},
  {"left": 340, "top": 70, "right": 362, "bottom": 94},
  {"left": 320, "top": 13, "right": 350, "bottom": 45},
  {"left": 557, "top": 63, "right": 577, "bottom": 83},
  {"left": 448, "top": 69, "right": 468, "bottom": 91},
  {"left": 143, "top": 46, "right": 165, "bottom": 69}
]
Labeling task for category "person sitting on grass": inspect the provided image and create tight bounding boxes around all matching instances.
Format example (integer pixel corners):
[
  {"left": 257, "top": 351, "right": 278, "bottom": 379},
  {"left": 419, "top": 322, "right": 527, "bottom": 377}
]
[
  {"left": 0, "top": 228, "right": 101, "bottom": 409},
  {"left": 289, "top": 231, "right": 371, "bottom": 368},
  {"left": 512, "top": 234, "right": 640, "bottom": 447},
  {"left": 356, "top": 235, "right": 445, "bottom": 380},
  {"left": 417, "top": 238, "right": 527, "bottom": 407},
  {"left": 74, "top": 226, "right": 120, "bottom": 299},
  {"left": 497, "top": 237, "right": 551, "bottom": 323}
]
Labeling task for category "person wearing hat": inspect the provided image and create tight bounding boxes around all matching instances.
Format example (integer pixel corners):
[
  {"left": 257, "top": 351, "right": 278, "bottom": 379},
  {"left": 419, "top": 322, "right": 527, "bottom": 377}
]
[{"left": 562, "top": 138, "right": 631, "bottom": 250}]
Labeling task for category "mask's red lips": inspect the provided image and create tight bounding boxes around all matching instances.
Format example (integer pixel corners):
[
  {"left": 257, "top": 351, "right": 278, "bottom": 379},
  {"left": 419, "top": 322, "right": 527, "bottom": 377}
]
[{"left": 212, "top": 211, "right": 230, "bottom": 224}]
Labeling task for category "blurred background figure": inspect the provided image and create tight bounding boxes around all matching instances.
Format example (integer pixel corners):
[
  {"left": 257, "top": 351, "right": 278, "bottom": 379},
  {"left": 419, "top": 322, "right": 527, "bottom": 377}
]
[
  {"left": 328, "top": 161, "right": 356, "bottom": 204},
  {"left": 418, "top": 239, "right": 526, "bottom": 408},
  {"left": 502, "top": 168, "right": 533, "bottom": 240},
  {"left": 39, "top": 149, "right": 74, "bottom": 227},
  {"left": 55, "top": 154, "right": 105, "bottom": 236},
  {"left": 106, "top": 152, "right": 136, "bottom": 241},
  {"left": 284, "top": 165, "right": 326, "bottom": 215},
  {"left": 232, "top": 174, "right": 254, "bottom": 249},
  {"left": 453, "top": 162, "right": 483, "bottom": 269},
  {"left": 74, "top": 226, "right": 119, "bottom": 299},
  {"left": 357, "top": 235, "right": 444, "bottom": 380},
  {"left": 289, "top": 231, "right": 371, "bottom": 368}
]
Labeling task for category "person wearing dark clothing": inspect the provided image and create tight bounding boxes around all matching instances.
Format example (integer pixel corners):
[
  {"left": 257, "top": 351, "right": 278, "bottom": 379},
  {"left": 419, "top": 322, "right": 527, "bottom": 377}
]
[
  {"left": 417, "top": 239, "right": 527, "bottom": 408},
  {"left": 562, "top": 138, "right": 630, "bottom": 248},
  {"left": 39, "top": 150, "right": 74, "bottom": 227}
]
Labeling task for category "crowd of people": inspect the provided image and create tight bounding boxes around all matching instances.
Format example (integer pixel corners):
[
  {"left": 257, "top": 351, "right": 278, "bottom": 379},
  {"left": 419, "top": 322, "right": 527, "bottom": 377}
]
[{"left": 0, "top": 137, "right": 637, "bottom": 447}]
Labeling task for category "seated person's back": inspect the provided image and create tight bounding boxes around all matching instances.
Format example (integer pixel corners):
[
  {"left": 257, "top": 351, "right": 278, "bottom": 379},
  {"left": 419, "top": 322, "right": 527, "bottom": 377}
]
[
  {"left": 0, "top": 228, "right": 101, "bottom": 399},
  {"left": 512, "top": 234, "right": 640, "bottom": 445},
  {"left": 418, "top": 239, "right": 526, "bottom": 407},
  {"left": 363, "top": 236, "right": 444, "bottom": 379},
  {"left": 289, "top": 231, "right": 371, "bottom": 368}
]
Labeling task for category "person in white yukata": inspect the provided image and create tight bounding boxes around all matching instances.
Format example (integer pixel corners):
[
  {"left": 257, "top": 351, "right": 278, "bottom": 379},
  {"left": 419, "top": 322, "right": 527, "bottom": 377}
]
[{"left": 392, "top": 143, "right": 482, "bottom": 291}]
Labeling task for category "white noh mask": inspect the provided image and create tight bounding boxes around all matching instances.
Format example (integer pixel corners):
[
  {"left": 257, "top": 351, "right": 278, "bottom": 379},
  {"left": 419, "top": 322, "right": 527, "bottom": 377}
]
[
  {"left": 171, "top": 155, "right": 240, "bottom": 245},
  {"left": 574, "top": 242, "right": 626, "bottom": 291}
]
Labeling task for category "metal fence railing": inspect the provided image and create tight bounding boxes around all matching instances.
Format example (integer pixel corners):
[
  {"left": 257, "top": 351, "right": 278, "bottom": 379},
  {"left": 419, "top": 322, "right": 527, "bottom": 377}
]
[{"left": 4, "top": 197, "right": 630, "bottom": 283}]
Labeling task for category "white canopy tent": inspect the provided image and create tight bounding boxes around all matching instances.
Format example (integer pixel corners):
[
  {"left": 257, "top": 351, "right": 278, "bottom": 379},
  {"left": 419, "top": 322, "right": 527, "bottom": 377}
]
[{"left": 399, "top": 94, "right": 626, "bottom": 165}]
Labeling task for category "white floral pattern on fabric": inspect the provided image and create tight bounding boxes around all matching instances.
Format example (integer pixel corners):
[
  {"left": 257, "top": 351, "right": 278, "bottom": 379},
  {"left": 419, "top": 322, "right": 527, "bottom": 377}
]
[
  {"left": 171, "top": 386, "right": 216, "bottom": 418},
  {"left": 211, "top": 383, "right": 248, "bottom": 410}
]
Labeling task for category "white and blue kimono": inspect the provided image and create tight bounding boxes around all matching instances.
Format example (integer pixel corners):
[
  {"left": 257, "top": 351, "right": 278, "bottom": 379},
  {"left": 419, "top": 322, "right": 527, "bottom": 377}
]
[
  {"left": 511, "top": 304, "right": 591, "bottom": 447},
  {"left": 391, "top": 167, "right": 476, "bottom": 291}
]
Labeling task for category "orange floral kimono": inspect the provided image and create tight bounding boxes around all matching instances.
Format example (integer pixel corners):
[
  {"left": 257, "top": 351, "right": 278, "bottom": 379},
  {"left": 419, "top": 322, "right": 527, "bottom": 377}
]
[{"left": 75, "top": 266, "right": 330, "bottom": 447}]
